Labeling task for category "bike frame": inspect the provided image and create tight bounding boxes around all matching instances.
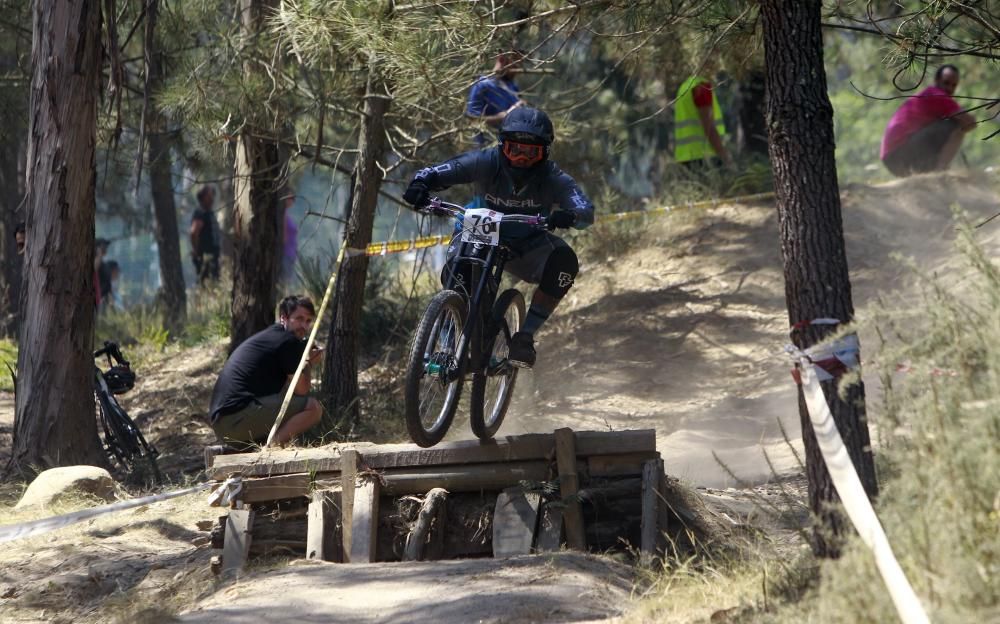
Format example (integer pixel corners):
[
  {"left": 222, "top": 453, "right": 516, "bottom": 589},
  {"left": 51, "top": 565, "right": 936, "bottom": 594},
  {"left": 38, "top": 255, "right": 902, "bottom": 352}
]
[{"left": 442, "top": 240, "right": 510, "bottom": 382}]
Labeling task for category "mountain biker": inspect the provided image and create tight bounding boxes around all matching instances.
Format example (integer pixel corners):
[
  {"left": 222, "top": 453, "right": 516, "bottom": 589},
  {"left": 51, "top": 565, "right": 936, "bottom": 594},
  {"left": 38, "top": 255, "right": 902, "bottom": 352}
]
[{"left": 403, "top": 107, "right": 594, "bottom": 369}]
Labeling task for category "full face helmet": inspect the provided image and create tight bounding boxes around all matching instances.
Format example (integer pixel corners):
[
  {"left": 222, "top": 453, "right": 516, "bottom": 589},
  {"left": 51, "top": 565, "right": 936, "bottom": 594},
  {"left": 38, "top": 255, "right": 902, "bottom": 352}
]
[{"left": 499, "top": 107, "right": 554, "bottom": 168}]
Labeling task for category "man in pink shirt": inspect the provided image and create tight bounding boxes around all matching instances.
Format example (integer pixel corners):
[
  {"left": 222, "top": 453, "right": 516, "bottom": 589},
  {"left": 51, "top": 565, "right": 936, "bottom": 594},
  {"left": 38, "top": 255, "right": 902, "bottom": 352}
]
[{"left": 881, "top": 65, "right": 976, "bottom": 177}]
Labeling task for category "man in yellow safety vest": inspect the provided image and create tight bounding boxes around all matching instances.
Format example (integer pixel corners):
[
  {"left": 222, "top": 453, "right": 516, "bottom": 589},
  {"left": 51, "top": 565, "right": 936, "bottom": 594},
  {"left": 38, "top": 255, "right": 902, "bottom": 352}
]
[{"left": 674, "top": 74, "right": 732, "bottom": 168}]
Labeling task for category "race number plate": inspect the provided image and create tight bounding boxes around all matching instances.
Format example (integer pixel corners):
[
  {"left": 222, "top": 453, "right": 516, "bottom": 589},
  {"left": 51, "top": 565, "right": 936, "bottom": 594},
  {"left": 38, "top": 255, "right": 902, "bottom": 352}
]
[{"left": 461, "top": 208, "right": 501, "bottom": 246}]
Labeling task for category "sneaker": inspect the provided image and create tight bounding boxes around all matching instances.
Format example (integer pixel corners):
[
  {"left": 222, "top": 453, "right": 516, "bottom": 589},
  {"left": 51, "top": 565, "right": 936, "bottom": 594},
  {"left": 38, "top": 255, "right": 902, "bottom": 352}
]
[{"left": 507, "top": 332, "right": 537, "bottom": 369}]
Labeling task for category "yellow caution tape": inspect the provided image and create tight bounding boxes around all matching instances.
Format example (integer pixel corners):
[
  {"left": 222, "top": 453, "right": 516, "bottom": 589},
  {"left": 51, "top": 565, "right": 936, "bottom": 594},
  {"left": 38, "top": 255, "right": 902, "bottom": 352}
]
[{"left": 353, "top": 191, "right": 775, "bottom": 258}]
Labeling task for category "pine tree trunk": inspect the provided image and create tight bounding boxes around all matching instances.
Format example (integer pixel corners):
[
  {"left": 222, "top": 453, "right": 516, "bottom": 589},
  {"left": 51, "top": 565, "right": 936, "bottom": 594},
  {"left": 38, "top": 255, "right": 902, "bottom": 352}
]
[
  {"left": 145, "top": 3, "right": 186, "bottom": 334},
  {"left": 322, "top": 74, "right": 390, "bottom": 429},
  {"left": 0, "top": 49, "right": 25, "bottom": 338},
  {"left": 0, "top": 139, "right": 23, "bottom": 338},
  {"left": 760, "top": 0, "right": 878, "bottom": 558},
  {"left": 229, "top": 0, "right": 284, "bottom": 351},
  {"left": 230, "top": 134, "right": 283, "bottom": 351},
  {"left": 11, "top": 0, "right": 104, "bottom": 472}
]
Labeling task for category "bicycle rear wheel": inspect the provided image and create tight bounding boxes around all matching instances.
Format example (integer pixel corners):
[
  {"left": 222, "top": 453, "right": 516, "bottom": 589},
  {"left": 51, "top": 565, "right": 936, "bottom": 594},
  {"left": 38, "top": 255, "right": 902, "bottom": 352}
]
[
  {"left": 469, "top": 289, "right": 525, "bottom": 440},
  {"left": 403, "top": 290, "right": 468, "bottom": 447},
  {"left": 96, "top": 385, "right": 162, "bottom": 485}
]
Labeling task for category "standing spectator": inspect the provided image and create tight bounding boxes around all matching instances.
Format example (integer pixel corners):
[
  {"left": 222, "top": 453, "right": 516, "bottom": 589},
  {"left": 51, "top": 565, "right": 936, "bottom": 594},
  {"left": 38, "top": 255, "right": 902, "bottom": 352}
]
[
  {"left": 99, "top": 260, "right": 121, "bottom": 312},
  {"left": 466, "top": 50, "right": 527, "bottom": 146},
  {"left": 881, "top": 65, "right": 977, "bottom": 177},
  {"left": 280, "top": 188, "right": 298, "bottom": 284},
  {"left": 190, "top": 185, "right": 221, "bottom": 284},
  {"left": 674, "top": 68, "right": 733, "bottom": 169}
]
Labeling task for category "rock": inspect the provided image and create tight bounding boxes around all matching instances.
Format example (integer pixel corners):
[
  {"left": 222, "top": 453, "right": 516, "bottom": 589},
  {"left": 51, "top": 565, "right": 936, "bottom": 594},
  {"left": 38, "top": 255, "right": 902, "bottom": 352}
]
[{"left": 15, "top": 466, "right": 116, "bottom": 509}]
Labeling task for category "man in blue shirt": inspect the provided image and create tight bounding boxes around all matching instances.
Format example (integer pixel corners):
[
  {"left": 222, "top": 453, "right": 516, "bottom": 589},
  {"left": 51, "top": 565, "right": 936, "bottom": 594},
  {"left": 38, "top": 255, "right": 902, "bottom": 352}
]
[{"left": 466, "top": 51, "right": 527, "bottom": 146}]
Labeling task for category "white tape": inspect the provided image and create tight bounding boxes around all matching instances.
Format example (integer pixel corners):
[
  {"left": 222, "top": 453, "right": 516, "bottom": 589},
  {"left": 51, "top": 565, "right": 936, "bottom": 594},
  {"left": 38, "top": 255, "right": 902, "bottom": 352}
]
[
  {"left": 798, "top": 362, "right": 931, "bottom": 624},
  {"left": 0, "top": 481, "right": 215, "bottom": 544}
]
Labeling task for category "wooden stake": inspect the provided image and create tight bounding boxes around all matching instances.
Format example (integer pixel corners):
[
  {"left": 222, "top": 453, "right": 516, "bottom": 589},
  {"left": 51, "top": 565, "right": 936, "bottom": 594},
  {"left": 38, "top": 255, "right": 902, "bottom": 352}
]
[
  {"left": 349, "top": 475, "right": 380, "bottom": 564},
  {"left": 554, "top": 427, "right": 586, "bottom": 550},
  {"left": 640, "top": 458, "right": 664, "bottom": 558},
  {"left": 307, "top": 489, "right": 342, "bottom": 562},
  {"left": 340, "top": 449, "right": 358, "bottom": 562},
  {"left": 221, "top": 508, "right": 254, "bottom": 577}
]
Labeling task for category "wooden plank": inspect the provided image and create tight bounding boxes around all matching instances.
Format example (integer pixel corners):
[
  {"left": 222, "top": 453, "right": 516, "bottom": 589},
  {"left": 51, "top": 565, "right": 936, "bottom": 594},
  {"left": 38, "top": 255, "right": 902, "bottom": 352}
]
[
  {"left": 240, "top": 473, "right": 312, "bottom": 503},
  {"left": 640, "top": 459, "right": 664, "bottom": 558},
  {"left": 381, "top": 461, "right": 550, "bottom": 495},
  {"left": 554, "top": 428, "right": 586, "bottom": 551},
  {"left": 535, "top": 503, "right": 563, "bottom": 552},
  {"left": 221, "top": 508, "right": 254, "bottom": 577},
  {"left": 307, "top": 489, "right": 342, "bottom": 562},
  {"left": 403, "top": 488, "right": 448, "bottom": 561},
  {"left": 657, "top": 472, "right": 671, "bottom": 555},
  {"left": 492, "top": 488, "right": 541, "bottom": 557},
  {"left": 207, "top": 429, "right": 657, "bottom": 479},
  {"left": 340, "top": 450, "right": 359, "bottom": 563},
  {"left": 204, "top": 444, "right": 225, "bottom": 471},
  {"left": 349, "top": 475, "right": 380, "bottom": 563},
  {"left": 587, "top": 452, "right": 660, "bottom": 478}
]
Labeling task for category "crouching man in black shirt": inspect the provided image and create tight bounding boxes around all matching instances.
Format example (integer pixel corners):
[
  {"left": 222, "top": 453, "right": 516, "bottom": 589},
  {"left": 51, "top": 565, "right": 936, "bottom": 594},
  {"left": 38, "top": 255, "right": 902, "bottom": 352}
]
[{"left": 209, "top": 295, "right": 324, "bottom": 448}]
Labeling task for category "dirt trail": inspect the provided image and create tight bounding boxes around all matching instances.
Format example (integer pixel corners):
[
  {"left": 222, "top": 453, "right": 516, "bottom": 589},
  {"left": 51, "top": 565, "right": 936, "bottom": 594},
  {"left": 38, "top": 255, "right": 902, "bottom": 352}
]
[
  {"left": 1, "top": 173, "right": 996, "bottom": 623},
  {"left": 499, "top": 173, "right": 999, "bottom": 487}
]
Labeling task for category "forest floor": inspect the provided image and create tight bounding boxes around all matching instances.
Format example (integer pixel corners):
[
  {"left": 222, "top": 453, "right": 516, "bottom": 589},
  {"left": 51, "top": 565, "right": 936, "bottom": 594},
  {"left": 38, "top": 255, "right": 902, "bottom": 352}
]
[{"left": 0, "top": 171, "right": 996, "bottom": 623}]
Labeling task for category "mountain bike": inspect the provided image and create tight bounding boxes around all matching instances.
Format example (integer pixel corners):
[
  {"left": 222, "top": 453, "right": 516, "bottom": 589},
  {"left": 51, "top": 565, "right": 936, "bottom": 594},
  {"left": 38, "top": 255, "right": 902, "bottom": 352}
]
[
  {"left": 403, "top": 198, "right": 546, "bottom": 447},
  {"left": 94, "top": 341, "right": 162, "bottom": 484}
]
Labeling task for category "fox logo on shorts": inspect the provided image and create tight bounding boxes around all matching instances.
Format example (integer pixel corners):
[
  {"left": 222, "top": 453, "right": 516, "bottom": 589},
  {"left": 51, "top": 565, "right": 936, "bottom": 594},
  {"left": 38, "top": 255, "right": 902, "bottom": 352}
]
[{"left": 557, "top": 272, "right": 574, "bottom": 288}]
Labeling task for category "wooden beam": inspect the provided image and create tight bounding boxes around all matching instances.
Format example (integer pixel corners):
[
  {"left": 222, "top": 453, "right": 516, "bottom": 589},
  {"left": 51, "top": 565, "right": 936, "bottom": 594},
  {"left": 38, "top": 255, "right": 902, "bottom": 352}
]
[
  {"left": 340, "top": 450, "right": 359, "bottom": 562},
  {"left": 207, "top": 429, "right": 656, "bottom": 479},
  {"left": 307, "top": 489, "right": 342, "bottom": 562},
  {"left": 240, "top": 473, "right": 312, "bottom": 503},
  {"left": 492, "top": 488, "right": 541, "bottom": 557},
  {"left": 640, "top": 459, "right": 663, "bottom": 558},
  {"left": 380, "top": 461, "right": 550, "bottom": 495},
  {"left": 221, "top": 508, "right": 254, "bottom": 577},
  {"left": 403, "top": 488, "right": 448, "bottom": 561},
  {"left": 349, "top": 475, "right": 380, "bottom": 564},
  {"left": 554, "top": 428, "right": 586, "bottom": 551},
  {"left": 587, "top": 452, "right": 660, "bottom": 478}
]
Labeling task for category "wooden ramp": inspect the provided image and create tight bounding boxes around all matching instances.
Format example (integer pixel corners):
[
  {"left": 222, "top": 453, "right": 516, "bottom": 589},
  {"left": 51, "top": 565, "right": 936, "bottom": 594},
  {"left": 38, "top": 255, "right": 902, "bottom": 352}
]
[{"left": 208, "top": 428, "right": 679, "bottom": 573}]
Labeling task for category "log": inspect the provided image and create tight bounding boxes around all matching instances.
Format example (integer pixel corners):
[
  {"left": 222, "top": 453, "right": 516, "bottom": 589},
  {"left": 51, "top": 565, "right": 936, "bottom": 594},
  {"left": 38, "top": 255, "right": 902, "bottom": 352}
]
[
  {"left": 380, "top": 461, "right": 551, "bottom": 495},
  {"left": 207, "top": 429, "right": 656, "bottom": 479},
  {"left": 403, "top": 488, "right": 448, "bottom": 561},
  {"left": 555, "top": 428, "right": 586, "bottom": 551}
]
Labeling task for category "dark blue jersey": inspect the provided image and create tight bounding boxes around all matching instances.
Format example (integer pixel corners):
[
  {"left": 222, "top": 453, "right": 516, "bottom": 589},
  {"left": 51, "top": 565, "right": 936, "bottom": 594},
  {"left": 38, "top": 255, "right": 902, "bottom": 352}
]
[{"left": 414, "top": 147, "right": 594, "bottom": 239}]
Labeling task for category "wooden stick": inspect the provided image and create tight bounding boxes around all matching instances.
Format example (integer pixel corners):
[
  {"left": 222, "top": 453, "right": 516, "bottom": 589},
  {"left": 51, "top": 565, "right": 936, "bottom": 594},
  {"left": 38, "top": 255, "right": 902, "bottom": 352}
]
[
  {"left": 403, "top": 488, "right": 448, "bottom": 561},
  {"left": 640, "top": 459, "right": 663, "bottom": 558},
  {"left": 555, "top": 428, "right": 586, "bottom": 551},
  {"left": 349, "top": 475, "right": 380, "bottom": 564}
]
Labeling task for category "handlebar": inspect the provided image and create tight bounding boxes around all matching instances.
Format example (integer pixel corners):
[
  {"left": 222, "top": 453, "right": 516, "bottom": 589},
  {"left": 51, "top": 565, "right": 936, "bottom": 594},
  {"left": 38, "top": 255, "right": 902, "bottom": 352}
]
[
  {"left": 94, "top": 341, "right": 129, "bottom": 367},
  {"left": 421, "top": 197, "right": 547, "bottom": 227}
]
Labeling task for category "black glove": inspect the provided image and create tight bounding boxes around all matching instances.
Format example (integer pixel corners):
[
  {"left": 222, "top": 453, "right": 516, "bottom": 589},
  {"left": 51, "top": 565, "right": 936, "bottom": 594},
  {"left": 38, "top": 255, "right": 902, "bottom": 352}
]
[
  {"left": 547, "top": 210, "right": 577, "bottom": 230},
  {"left": 403, "top": 180, "right": 430, "bottom": 209}
]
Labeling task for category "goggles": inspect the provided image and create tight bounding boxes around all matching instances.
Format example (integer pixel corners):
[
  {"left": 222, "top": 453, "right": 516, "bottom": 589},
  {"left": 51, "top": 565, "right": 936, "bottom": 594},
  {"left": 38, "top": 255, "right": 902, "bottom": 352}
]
[{"left": 502, "top": 140, "right": 545, "bottom": 167}]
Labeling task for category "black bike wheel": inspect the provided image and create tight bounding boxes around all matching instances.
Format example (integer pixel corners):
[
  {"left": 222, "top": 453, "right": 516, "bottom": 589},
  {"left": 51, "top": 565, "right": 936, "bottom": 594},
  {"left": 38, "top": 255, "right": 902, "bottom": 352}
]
[
  {"left": 403, "top": 290, "right": 468, "bottom": 447},
  {"left": 469, "top": 289, "right": 525, "bottom": 441}
]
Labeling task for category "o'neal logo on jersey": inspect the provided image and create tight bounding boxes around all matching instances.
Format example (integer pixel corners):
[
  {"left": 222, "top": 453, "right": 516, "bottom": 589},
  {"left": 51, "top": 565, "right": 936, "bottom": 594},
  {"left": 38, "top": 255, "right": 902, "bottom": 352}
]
[{"left": 484, "top": 194, "right": 542, "bottom": 209}]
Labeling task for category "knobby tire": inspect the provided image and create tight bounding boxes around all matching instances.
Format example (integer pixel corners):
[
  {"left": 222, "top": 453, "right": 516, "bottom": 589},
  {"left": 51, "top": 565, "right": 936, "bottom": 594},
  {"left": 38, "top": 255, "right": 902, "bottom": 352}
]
[{"left": 469, "top": 289, "right": 525, "bottom": 440}]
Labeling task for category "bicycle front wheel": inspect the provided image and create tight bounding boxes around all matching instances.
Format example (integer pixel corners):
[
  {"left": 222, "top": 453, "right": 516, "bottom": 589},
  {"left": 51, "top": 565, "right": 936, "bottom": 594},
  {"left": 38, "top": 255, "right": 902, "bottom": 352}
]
[
  {"left": 403, "top": 290, "right": 468, "bottom": 447},
  {"left": 469, "top": 288, "right": 525, "bottom": 441}
]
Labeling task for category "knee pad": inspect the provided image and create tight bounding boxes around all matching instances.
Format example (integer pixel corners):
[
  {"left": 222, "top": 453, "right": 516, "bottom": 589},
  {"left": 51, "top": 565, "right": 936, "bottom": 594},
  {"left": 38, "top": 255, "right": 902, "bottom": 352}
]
[{"left": 538, "top": 246, "right": 579, "bottom": 298}]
